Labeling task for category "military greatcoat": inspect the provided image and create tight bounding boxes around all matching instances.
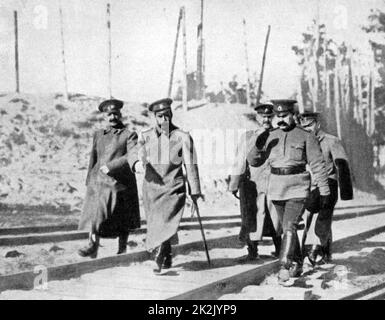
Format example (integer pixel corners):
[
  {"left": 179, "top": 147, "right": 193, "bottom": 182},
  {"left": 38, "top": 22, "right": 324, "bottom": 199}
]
[
  {"left": 304, "top": 129, "right": 353, "bottom": 246},
  {"left": 78, "top": 124, "right": 140, "bottom": 237},
  {"left": 138, "top": 124, "right": 201, "bottom": 250}
]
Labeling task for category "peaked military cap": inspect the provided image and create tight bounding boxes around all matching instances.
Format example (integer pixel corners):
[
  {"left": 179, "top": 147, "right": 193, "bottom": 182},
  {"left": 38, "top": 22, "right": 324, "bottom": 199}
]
[
  {"left": 271, "top": 99, "right": 297, "bottom": 115},
  {"left": 98, "top": 99, "right": 124, "bottom": 112},
  {"left": 148, "top": 98, "right": 173, "bottom": 113},
  {"left": 254, "top": 102, "right": 274, "bottom": 116},
  {"left": 299, "top": 105, "right": 320, "bottom": 118},
  {"left": 299, "top": 105, "right": 320, "bottom": 127}
]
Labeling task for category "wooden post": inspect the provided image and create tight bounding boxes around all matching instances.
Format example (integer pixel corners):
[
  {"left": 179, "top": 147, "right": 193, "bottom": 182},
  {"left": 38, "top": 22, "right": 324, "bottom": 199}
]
[
  {"left": 242, "top": 19, "right": 251, "bottom": 107},
  {"left": 167, "top": 8, "right": 183, "bottom": 98},
  {"left": 357, "top": 70, "right": 364, "bottom": 125},
  {"left": 304, "top": 46, "right": 316, "bottom": 107},
  {"left": 343, "top": 64, "right": 349, "bottom": 112},
  {"left": 369, "top": 69, "right": 376, "bottom": 136},
  {"left": 312, "top": 19, "right": 320, "bottom": 111},
  {"left": 107, "top": 3, "right": 112, "bottom": 98},
  {"left": 365, "top": 73, "right": 371, "bottom": 135},
  {"left": 325, "top": 70, "right": 330, "bottom": 110},
  {"left": 14, "top": 11, "right": 20, "bottom": 93},
  {"left": 323, "top": 34, "right": 330, "bottom": 109},
  {"left": 181, "top": 7, "right": 188, "bottom": 111},
  {"left": 368, "top": 72, "right": 372, "bottom": 135},
  {"left": 354, "top": 71, "right": 359, "bottom": 122},
  {"left": 368, "top": 52, "right": 376, "bottom": 136},
  {"left": 256, "top": 25, "right": 271, "bottom": 105},
  {"left": 350, "top": 57, "right": 358, "bottom": 120},
  {"left": 334, "top": 66, "right": 342, "bottom": 139},
  {"left": 297, "top": 76, "right": 304, "bottom": 113},
  {"left": 196, "top": 0, "right": 205, "bottom": 100},
  {"left": 59, "top": 0, "right": 69, "bottom": 100}
]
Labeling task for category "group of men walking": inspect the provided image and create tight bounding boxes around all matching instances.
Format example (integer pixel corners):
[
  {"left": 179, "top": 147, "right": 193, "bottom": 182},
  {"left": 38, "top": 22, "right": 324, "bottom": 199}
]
[
  {"left": 78, "top": 97, "right": 201, "bottom": 273},
  {"left": 229, "top": 99, "right": 353, "bottom": 283},
  {"left": 77, "top": 97, "right": 353, "bottom": 284}
]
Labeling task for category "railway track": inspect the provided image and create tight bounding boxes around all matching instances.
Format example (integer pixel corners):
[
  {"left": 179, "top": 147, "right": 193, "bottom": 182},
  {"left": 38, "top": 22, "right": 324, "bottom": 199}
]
[
  {"left": 1, "top": 207, "right": 385, "bottom": 300},
  {"left": 0, "top": 215, "right": 241, "bottom": 246},
  {"left": 1, "top": 205, "right": 384, "bottom": 247},
  {"left": 172, "top": 223, "right": 385, "bottom": 300},
  {"left": 340, "top": 282, "right": 385, "bottom": 300}
]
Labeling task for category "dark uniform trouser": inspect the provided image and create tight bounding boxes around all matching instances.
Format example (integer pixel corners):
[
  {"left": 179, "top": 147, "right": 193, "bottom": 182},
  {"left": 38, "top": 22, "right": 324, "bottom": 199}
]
[
  {"left": 304, "top": 179, "right": 338, "bottom": 247},
  {"left": 272, "top": 198, "right": 306, "bottom": 267},
  {"left": 238, "top": 179, "right": 257, "bottom": 244},
  {"left": 158, "top": 239, "right": 172, "bottom": 258}
]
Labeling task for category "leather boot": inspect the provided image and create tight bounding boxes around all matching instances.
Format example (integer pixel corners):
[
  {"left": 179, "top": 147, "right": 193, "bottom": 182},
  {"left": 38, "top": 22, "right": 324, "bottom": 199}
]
[
  {"left": 117, "top": 233, "right": 129, "bottom": 255},
  {"left": 272, "top": 235, "right": 282, "bottom": 258},
  {"left": 289, "top": 234, "right": 303, "bottom": 277},
  {"left": 238, "top": 240, "right": 259, "bottom": 262},
  {"left": 163, "top": 254, "right": 172, "bottom": 269},
  {"left": 278, "top": 231, "right": 295, "bottom": 284},
  {"left": 247, "top": 240, "right": 259, "bottom": 260},
  {"left": 321, "top": 238, "right": 332, "bottom": 264},
  {"left": 78, "top": 236, "right": 99, "bottom": 259},
  {"left": 279, "top": 231, "right": 295, "bottom": 268},
  {"left": 307, "top": 244, "right": 322, "bottom": 267},
  {"left": 153, "top": 241, "right": 171, "bottom": 273},
  {"left": 162, "top": 241, "right": 172, "bottom": 269}
]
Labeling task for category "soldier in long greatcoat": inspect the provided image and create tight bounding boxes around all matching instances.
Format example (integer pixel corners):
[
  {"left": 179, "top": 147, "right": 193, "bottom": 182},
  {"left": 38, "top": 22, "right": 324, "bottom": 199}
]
[
  {"left": 78, "top": 99, "right": 141, "bottom": 258},
  {"left": 298, "top": 109, "right": 353, "bottom": 265},
  {"left": 136, "top": 98, "right": 202, "bottom": 273},
  {"left": 229, "top": 103, "right": 281, "bottom": 261}
]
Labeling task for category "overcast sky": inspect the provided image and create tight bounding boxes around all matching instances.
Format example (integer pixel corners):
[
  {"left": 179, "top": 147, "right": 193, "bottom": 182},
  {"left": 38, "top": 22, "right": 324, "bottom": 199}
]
[{"left": 0, "top": 0, "right": 383, "bottom": 102}]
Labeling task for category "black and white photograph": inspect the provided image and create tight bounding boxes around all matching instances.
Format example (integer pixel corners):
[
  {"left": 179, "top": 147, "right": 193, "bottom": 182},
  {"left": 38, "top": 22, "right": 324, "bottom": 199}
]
[{"left": 0, "top": 0, "right": 385, "bottom": 302}]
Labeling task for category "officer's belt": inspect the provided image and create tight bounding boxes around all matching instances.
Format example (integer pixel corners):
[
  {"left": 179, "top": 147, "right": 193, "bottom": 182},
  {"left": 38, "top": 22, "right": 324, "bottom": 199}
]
[{"left": 271, "top": 166, "right": 306, "bottom": 175}]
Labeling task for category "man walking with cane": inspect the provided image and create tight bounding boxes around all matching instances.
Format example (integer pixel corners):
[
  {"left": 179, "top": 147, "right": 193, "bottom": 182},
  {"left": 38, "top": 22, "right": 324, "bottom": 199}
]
[{"left": 136, "top": 98, "right": 203, "bottom": 273}]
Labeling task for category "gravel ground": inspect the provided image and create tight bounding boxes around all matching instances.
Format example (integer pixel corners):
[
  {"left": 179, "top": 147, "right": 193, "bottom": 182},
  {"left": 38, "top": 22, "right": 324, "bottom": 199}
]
[
  {"left": 0, "top": 227, "right": 241, "bottom": 276},
  {"left": 220, "top": 214, "right": 385, "bottom": 300}
]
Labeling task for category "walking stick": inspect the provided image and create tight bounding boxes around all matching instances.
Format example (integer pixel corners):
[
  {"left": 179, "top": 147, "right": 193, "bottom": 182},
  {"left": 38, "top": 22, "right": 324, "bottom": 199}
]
[{"left": 191, "top": 199, "right": 211, "bottom": 266}]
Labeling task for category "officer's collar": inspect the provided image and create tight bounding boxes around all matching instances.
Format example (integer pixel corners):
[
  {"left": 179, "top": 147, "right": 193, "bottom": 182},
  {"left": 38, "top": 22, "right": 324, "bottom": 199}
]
[{"left": 104, "top": 122, "right": 125, "bottom": 134}]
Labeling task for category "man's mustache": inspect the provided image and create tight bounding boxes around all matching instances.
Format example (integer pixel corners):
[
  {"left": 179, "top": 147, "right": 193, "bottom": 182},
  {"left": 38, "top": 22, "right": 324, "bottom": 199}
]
[{"left": 277, "top": 121, "right": 288, "bottom": 126}]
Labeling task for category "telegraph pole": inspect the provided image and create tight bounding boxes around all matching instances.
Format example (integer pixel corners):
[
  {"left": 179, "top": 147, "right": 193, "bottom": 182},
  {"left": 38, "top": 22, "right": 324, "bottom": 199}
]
[
  {"left": 107, "top": 2, "right": 112, "bottom": 98},
  {"left": 59, "top": 0, "right": 69, "bottom": 100},
  {"left": 334, "top": 61, "right": 342, "bottom": 139},
  {"left": 168, "top": 8, "right": 183, "bottom": 98},
  {"left": 242, "top": 19, "right": 251, "bottom": 107},
  {"left": 14, "top": 11, "right": 20, "bottom": 93},
  {"left": 256, "top": 25, "right": 271, "bottom": 105},
  {"left": 182, "top": 7, "right": 188, "bottom": 111},
  {"left": 196, "top": 0, "right": 205, "bottom": 100}
]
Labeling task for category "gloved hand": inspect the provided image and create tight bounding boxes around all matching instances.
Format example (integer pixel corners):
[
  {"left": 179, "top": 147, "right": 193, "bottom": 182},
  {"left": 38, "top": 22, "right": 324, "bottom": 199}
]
[
  {"left": 320, "top": 195, "right": 333, "bottom": 210},
  {"left": 255, "top": 129, "right": 270, "bottom": 149}
]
